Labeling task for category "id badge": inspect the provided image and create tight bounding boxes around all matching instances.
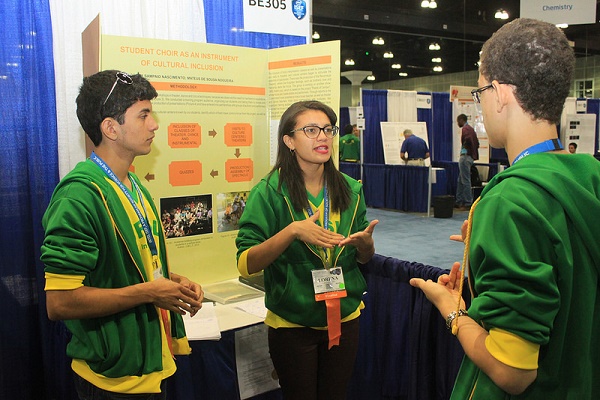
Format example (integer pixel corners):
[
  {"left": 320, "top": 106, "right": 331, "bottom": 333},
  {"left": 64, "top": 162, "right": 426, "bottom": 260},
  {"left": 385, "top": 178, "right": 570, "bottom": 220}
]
[
  {"left": 152, "top": 255, "right": 163, "bottom": 281},
  {"left": 311, "top": 267, "right": 347, "bottom": 301}
]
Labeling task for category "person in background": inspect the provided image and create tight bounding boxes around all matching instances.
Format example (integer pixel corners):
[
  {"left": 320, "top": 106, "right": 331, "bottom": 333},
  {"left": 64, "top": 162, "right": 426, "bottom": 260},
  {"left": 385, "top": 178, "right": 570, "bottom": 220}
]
[
  {"left": 568, "top": 142, "right": 577, "bottom": 154},
  {"left": 455, "top": 114, "right": 479, "bottom": 210},
  {"left": 339, "top": 123, "right": 360, "bottom": 162},
  {"left": 41, "top": 70, "right": 203, "bottom": 399},
  {"left": 411, "top": 18, "right": 600, "bottom": 399},
  {"left": 400, "top": 128, "right": 430, "bottom": 166},
  {"left": 236, "top": 100, "right": 378, "bottom": 400}
]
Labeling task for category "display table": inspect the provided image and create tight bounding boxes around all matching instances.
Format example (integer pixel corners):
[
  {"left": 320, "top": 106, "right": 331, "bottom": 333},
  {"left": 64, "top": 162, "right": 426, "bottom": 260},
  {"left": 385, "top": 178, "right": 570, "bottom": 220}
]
[
  {"left": 339, "top": 161, "right": 361, "bottom": 181},
  {"left": 361, "top": 164, "right": 447, "bottom": 212}
]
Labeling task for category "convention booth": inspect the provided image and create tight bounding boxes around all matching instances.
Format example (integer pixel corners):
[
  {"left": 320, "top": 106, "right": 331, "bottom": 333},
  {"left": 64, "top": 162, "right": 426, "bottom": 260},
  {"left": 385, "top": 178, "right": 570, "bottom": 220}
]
[
  {"left": 5, "top": 2, "right": 600, "bottom": 400},
  {"left": 347, "top": 90, "right": 600, "bottom": 212},
  {"left": 46, "top": 254, "right": 471, "bottom": 400},
  {"left": 348, "top": 89, "right": 457, "bottom": 212}
]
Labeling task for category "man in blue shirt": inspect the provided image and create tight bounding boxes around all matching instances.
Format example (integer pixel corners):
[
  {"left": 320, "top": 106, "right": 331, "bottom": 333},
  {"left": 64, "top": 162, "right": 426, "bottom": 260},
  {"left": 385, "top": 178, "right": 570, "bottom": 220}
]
[{"left": 400, "top": 129, "right": 430, "bottom": 166}]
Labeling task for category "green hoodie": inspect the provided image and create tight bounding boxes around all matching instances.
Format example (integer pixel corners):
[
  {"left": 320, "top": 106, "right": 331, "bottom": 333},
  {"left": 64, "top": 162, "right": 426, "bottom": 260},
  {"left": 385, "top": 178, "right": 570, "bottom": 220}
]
[
  {"left": 452, "top": 153, "right": 600, "bottom": 399},
  {"left": 236, "top": 170, "right": 369, "bottom": 327},
  {"left": 41, "top": 159, "right": 189, "bottom": 385}
]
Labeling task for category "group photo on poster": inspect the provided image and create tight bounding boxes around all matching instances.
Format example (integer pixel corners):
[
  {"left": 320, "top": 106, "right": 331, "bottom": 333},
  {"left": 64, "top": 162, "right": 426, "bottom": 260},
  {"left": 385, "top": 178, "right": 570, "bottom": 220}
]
[{"left": 160, "top": 194, "right": 213, "bottom": 238}]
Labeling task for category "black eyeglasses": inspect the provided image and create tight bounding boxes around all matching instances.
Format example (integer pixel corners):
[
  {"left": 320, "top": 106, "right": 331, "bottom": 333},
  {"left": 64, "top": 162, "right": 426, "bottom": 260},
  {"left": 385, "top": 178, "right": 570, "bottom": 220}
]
[
  {"left": 471, "top": 84, "right": 494, "bottom": 104},
  {"left": 471, "top": 82, "right": 512, "bottom": 104},
  {"left": 291, "top": 125, "right": 339, "bottom": 139},
  {"left": 103, "top": 72, "right": 133, "bottom": 106}
]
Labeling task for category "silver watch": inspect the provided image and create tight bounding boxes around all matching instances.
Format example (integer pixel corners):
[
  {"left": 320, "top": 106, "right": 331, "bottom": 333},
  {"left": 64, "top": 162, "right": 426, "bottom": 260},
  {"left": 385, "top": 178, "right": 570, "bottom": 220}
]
[{"left": 446, "top": 309, "right": 468, "bottom": 331}]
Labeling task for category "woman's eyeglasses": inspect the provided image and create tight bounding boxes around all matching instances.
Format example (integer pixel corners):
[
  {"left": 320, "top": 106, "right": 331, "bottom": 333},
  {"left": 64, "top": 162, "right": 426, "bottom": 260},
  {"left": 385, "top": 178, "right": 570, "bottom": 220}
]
[
  {"left": 290, "top": 125, "right": 339, "bottom": 139},
  {"left": 103, "top": 72, "right": 133, "bottom": 106}
]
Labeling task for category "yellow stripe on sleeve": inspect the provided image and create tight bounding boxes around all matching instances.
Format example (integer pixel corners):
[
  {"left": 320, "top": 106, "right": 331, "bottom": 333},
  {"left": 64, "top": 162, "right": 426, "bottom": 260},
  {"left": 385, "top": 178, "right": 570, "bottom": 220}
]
[
  {"left": 237, "top": 248, "right": 253, "bottom": 278},
  {"left": 44, "top": 272, "right": 85, "bottom": 291},
  {"left": 485, "top": 327, "right": 540, "bottom": 370}
]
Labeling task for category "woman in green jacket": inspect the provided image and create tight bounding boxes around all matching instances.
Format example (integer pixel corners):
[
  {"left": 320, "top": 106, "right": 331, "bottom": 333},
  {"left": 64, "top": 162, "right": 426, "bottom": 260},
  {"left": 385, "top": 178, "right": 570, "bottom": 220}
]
[{"left": 236, "top": 100, "right": 378, "bottom": 400}]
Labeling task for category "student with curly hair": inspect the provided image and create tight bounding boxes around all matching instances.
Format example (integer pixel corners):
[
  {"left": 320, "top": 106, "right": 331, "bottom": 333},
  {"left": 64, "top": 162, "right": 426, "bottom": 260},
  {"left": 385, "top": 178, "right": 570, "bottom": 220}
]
[{"left": 411, "top": 19, "right": 600, "bottom": 399}]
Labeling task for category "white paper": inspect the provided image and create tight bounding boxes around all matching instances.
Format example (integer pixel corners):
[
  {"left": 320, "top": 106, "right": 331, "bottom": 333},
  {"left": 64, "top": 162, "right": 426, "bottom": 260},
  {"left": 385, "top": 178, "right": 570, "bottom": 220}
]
[
  {"left": 234, "top": 297, "right": 268, "bottom": 319},
  {"left": 182, "top": 302, "right": 221, "bottom": 341},
  {"left": 235, "top": 325, "right": 280, "bottom": 399}
]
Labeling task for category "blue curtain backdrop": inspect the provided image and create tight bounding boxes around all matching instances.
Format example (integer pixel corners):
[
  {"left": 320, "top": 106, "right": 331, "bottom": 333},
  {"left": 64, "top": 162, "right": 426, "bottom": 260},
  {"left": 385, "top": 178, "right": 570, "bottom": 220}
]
[
  {"left": 363, "top": 90, "right": 455, "bottom": 165},
  {"left": 0, "top": 1, "right": 60, "bottom": 399},
  {"left": 339, "top": 106, "right": 350, "bottom": 130},
  {"left": 416, "top": 91, "right": 453, "bottom": 161},
  {"left": 587, "top": 99, "right": 600, "bottom": 153},
  {"left": 362, "top": 89, "right": 388, "bottom": 164}
]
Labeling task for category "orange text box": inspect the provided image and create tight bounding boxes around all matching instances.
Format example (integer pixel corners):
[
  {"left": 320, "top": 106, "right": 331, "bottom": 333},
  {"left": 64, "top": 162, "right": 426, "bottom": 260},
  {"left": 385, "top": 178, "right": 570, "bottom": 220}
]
[
  {"left": 268, "top": 55, "right": 331, "bottom": 70},
  {"left": 224, "top": 123, "right": 253, "bottom": 147},
  {"left": 151, "top": 81, "right": 265, "bottom": 95},
  {"left": 169, "top": 160, "right": 202, "bottom": 186},
  {"left": 225, "top": 159, "right": 253, "bottom": 182},
  {"left": 168, "top": 123, "right": 201, "bottom": 148}
]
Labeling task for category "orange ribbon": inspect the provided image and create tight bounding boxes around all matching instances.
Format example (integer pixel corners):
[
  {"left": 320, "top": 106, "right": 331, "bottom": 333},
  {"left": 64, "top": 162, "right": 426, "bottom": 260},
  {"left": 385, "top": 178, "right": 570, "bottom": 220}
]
[
  {"left": 325, "top": 298, "right": 342, "bottom": 349},
  {"left": 160, "top": 308, "right": 175, "bottom": 358}
]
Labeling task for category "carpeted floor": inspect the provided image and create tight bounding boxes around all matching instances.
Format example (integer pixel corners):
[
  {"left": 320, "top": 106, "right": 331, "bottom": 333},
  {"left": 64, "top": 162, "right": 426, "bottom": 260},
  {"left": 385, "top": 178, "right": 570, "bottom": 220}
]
[{"left": 366, "top": 207, "right": 470, "bottom": 269}]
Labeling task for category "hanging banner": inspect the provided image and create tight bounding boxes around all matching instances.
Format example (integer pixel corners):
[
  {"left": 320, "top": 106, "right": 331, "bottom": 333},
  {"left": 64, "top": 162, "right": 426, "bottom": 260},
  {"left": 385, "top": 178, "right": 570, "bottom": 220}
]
[
  {"left": 243, "top": 0, "right": 311, "bottom": 37},
  {"left": 520, "top": 0, "right": 596, "bottom": 25}
]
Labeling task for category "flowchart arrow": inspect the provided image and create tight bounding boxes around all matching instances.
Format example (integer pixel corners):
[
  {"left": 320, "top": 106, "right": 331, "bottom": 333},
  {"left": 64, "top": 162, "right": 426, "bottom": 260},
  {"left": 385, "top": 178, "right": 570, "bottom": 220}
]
[
  {"left": 209, "top": 129, "right": 218, "bottom": 138},
  {"left": 210, "top": 169, "right": 219, "bottom": 178},
  {"left": 145, "top": 173, "right": 155, "bottom": 182},
  {"left": 234, "top": 148, "right": 241, "bottom": 158}
]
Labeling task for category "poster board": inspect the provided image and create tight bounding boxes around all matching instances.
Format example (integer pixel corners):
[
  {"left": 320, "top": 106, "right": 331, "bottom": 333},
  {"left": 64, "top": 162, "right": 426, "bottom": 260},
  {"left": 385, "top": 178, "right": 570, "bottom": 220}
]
[
  {"left": 562, "top": 113, "right": 597, "bottom": 154},
  {"left": 83, "top": 20, "right": 340, "bottom": 285},
  {"left": 380, "top": 121, "right": 429, "bottom": 166}
]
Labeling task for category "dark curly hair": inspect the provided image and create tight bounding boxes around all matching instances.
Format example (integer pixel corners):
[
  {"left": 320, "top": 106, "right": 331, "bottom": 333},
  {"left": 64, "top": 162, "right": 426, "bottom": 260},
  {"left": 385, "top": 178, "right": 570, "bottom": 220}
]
[
  {"left": 76, "top": 70, "right": 158, "bottom": 146},
  {"left": 270, "top": 100, "right": 350, "bottom": 212},
  {"left": 480, "top": 18, "right": 575, "bottom": 124}
]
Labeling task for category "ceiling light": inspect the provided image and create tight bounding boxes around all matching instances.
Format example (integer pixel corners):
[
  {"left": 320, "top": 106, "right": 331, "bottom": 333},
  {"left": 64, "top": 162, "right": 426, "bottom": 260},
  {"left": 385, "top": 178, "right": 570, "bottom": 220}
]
[
  {"left": 344, "top": 58, "right": 355, "bottom": 66},
  {"left": 428, "top": 0, "right": 437, "bottom": 9},
  {"left": 366, "top": 75, "right": 376, "bottom": 81},
  {"left": 433, "top": 66, "right": 443, "bottom": 72},
  {"left": 383, "top": 51, "right": 394, "bottom": 58},
  {"left": 421, "top": 0, "right": 430, "bottom": 7},
  {"left": 429, "top": 43, "right": 440, "bottom": 51},
  {"left": 431, "top": 57, "right": 442, "bottom": 63},
  {"left": 372, "top": 37, "right": 384, "bottom": 45},
  {"left": 312, "top": 31, "right": 320, "bottom": 40},
  {"left": 556, "top": 23, "right": 569, "bottom": 29},
  {"left": 391, "top": 63, "right": 402, "bottom": 69},
  {"left": 399, "top": 72, "right": 408, "bottom": 77},
  {"left": 494, "top": 9, "right": 509, "bottom": 20}
]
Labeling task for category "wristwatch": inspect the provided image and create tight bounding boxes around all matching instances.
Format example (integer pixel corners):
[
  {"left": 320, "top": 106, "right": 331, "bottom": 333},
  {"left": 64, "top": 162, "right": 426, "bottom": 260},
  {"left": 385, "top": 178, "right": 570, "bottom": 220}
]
[{"left": 446, "top": 309, "right": 468, "bottom": 332}]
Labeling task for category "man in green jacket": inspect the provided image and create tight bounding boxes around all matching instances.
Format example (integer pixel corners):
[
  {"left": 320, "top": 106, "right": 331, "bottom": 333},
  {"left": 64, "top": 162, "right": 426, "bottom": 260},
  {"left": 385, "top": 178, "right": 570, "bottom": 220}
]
[
  {"left": 411, "top": 19, "right": 600, "bottom": 399},
  {"left": 41, "top": 70, "right": 203, "bottom": 399}
]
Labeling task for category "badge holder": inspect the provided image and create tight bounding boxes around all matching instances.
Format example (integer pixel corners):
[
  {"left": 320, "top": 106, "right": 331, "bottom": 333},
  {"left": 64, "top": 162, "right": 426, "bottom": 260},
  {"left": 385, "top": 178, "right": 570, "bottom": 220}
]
[{"left": 312, "top": 267, "right": 347, "bottom": 348}]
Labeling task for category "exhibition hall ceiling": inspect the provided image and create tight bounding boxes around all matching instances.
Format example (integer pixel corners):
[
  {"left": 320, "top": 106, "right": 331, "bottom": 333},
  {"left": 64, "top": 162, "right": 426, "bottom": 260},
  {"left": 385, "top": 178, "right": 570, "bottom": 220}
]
[{"left": 312, "top": 0, "right": 600, "bottom": 83}]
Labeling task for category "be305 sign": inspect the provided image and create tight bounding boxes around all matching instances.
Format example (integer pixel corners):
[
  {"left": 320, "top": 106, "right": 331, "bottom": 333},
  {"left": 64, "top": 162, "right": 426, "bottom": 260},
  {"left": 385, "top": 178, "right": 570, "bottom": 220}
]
[{"left": 244, "top": 0, "right": 310, "bottom": 36}]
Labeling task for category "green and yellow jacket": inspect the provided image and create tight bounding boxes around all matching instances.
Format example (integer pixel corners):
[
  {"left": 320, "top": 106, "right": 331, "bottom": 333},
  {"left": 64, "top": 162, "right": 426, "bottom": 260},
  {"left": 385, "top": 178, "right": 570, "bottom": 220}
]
[
  {"left": 236, "top": 169, "right": 369, "bottom": 328},
  {"left": 41, "top": 159, "right": 190, "bottom": 393},
  {"left": 453, "top": 153, "right": 600, "bottom": 399}
]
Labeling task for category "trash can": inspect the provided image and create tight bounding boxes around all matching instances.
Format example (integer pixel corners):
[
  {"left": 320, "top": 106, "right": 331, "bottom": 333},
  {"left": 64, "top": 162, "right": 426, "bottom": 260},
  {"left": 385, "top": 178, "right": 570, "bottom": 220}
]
[{"left": 432, "top": 195, "right": 455, "bottom": 218}]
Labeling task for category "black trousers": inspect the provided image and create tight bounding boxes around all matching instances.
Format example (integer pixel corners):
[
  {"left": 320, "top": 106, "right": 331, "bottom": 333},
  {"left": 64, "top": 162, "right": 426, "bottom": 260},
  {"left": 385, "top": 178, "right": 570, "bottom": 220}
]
[
  {"left": 73, "top": 373, "right": 167, "bottom": 400},
  {"left": 268, "top": 318, "right": 360, "bottom": 400}
]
